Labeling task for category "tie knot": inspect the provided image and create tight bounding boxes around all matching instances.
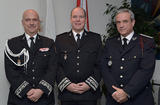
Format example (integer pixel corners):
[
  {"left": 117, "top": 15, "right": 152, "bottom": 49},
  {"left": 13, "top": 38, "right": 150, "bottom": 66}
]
[
  {"left": 30, "top": 37, "right": 34, "bottom": 41},
  {"left": 76, "top": 34, "right": 80, "bottom": 38},
  {"left": 123, "top": 38, "right": 127, "bottom": 44},
  {"left": 123, "top": 38, "right": 127, "bottom": 42}
]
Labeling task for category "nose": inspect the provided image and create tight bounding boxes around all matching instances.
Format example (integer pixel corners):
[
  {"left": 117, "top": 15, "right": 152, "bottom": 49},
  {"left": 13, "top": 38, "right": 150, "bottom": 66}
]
[
  {"left": 29, "top": 20, "right": 34, "bottom": 25},
  {"left": 119, "top": 22, "right": 124, "bottom": 28},
  {"left": 76, "top": 17, "right": 81, "bottom": 21}
]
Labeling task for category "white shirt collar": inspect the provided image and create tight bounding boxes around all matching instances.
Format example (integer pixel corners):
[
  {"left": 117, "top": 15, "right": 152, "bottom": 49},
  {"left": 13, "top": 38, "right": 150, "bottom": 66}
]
[
  {"left": 25, "top": 33, "right": 37, "bottom": 47},
  {"left": 25, "top": 33, "right": 37, "bottom": 42},
  {"left": 121, "top": 31, "right": 134, "bottom": 44},
  {"left": 72, "top": 30, "right": 84, "bottom": 41}
]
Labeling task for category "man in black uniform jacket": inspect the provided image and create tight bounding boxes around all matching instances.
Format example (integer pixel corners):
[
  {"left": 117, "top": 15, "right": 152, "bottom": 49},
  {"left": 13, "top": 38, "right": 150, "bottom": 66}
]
[
  {"left": 4, "top": 9, "right": 57, "bottom": 105},
  {"left": 55, "top": 7, "right": 102, "bottom": 105},
  {"left": 101, "top": 8, "right": 155, "bottom": 105}
]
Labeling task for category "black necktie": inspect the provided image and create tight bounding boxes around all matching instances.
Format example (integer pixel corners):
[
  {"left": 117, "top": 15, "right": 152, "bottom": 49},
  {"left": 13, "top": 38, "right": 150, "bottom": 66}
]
[
  {"left": 30, "top": 37, "right": 35, "bottom": 50},
  {"left": 76, "top": 34, "right": 81, "bottom": 47},
  {"left": 123, "top": 38, "right": 127, "bottom": 49}
]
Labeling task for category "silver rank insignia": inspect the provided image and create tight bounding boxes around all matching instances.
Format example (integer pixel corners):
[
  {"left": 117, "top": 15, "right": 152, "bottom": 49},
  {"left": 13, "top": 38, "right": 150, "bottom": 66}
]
[
  {"left": 108, "top": 56, "right": 112, "bottom": 67},
  {"left": 64, "top": 51, "right": 67, "bottom": 60}
]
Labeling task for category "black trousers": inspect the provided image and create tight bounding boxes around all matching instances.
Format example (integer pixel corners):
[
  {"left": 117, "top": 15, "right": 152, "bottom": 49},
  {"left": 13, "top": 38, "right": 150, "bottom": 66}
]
[{"left": 61, "top": 100, "right": 97, "bottom": 105}]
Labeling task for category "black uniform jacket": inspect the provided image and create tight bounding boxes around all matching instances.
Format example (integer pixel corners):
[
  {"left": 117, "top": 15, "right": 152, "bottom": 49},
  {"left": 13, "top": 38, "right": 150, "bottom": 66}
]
[
  {"left": 55, "top": 30, "right": 102, "bottom": 101},
  {"left": 101, "top": 33, "right": 155, "bottom": 105},
  {"left": 5, "top": 34, "right": 57, "bottom": 105}
]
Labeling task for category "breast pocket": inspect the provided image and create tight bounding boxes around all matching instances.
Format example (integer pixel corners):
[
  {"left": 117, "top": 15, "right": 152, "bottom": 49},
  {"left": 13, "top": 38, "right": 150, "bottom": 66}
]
[{"left": 37, "top": 51, "right": 51, "bottom": 65}]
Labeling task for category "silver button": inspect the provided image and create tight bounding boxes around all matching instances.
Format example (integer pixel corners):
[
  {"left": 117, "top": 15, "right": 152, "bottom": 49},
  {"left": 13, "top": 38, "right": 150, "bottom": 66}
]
[
  {"left": 33, "top": 77, "right": 35, "bottom": 80},
  {"left": 120, "top": 66, "right": 123, "bottom": 70},
  {"left": 77, "top": 63, "right": 79, "bottom": 66},
  {"left": 32, "top": 62, "right": 34, "bottom": 65},
  {"left": 120, "top": 84, "right": 124, "bottom": 87},
  {"left": 120, "top": 75, "right": 123, "bottom": 78},
  {"left": 77, "top": 70, "right": 79, "bottom": 72},
  {"left": 77, "top": 56, "right": 80, "bottom": 59},
  {"left": 44, "top": 54, "right": 46, "bottom": 56},
  {"left": 121, "top": 58, "right": 125, "bottom": 61},
  {"left": 33, "top": 84, "right": 35, "bottom": 87},
  {"left": 78, "top": 50, "right": 80, "bottom": 53},
  {"left": 32, "top": 69, "right": 35, "bottom": 72}
]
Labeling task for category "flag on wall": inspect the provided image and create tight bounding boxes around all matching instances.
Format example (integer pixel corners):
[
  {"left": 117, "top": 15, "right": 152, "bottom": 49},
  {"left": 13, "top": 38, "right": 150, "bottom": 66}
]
[
  {"left": 77, "top": 0, "right": 90, "bottom": 31},
  {"left": 44, "top": 0, "right": 56, "bottom": 40}
]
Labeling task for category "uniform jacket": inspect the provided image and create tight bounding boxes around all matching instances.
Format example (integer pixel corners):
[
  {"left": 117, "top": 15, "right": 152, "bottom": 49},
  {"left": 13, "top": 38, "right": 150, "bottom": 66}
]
[
  {"left": 101, "top": 33, "right": 155, "bottom": 105},
  {"left": 55, "top": 30, "right": 102, "bottom": 101},
  {"left": 5, "top": 34, "right": 57, "bottom": 105}
]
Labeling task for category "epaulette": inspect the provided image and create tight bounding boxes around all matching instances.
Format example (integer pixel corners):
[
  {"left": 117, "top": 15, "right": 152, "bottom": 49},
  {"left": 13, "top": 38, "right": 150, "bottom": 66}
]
[{"left": 140, "top": 34, "right": 153, "bottom": 39}]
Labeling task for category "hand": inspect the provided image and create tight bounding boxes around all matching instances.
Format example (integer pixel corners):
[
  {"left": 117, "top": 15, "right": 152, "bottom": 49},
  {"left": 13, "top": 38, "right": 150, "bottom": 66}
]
[
  {"left": 112, "top": 85, "right": 128, "bottom": 103},
  {"left": 27, "top": 89, "right": 44, "bottom": 102},
  {"left": 76, "top": 82, "right": 90, "bottom": 94},
  {"left": 66, "top": 83, "right": 80, "bottom": 93}
]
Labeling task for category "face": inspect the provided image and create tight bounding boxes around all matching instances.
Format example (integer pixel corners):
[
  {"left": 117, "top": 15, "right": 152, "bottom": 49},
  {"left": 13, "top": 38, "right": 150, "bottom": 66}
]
[
  {"left": 22, "top": 10, "right": 40, "bottom": 37},
  {"left": 115, "top": 12, "right": 135, "bottom": 37},
  {"left": 70, "top": 7, "right": 86, "bottom": 33}
]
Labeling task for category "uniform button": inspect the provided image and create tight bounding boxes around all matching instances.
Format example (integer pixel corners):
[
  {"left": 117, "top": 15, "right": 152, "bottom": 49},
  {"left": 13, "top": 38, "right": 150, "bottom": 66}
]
[
  {"left": 120, "top": 75, "right": 123, "bottom": 78},
  {"left": 32, "top": 69, "right": 35, "bottom": 72},
  {"left": 32, "top": 62, "right": 34, "bottom": 65},
  {"left": 77, "top": 56, "right": 80, "bottom": 59},
  {"left": 44, "top": 54, "right": 47, "bottom": 56},
  {"left": 120, "top": 66, "right": 123, "bottom": 70},
  {"left": 78, "top": 50, "right": 80, "bottom": 53},
  {"left": 120, "top": 84, "right": 124, "bottom": 87},
  {"left": 121, "top": 58, "right": 125, "bottom": 61},
  {"left": 33, "top": 84, "right": 35, "bottom": 87},
  {"left": 77, "top": 63, "right": 79, "bottom": 66},
  {"left": 77, "top": 70, "right": 79, "bottom": 72},
  {"left": 33, "top": 77, "right": 35, "bottom": 80}
]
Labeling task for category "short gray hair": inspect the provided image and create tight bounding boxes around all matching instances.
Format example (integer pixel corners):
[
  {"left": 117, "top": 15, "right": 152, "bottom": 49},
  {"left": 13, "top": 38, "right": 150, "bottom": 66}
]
[{"left": 114, "top": 8, "right": 135, "bottom": 22}]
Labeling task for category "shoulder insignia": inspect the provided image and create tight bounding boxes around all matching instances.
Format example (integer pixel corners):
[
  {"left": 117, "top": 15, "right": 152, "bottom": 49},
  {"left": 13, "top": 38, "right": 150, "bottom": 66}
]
[{"left": 140, "top": 34, "right": 153, "bottom": 39}]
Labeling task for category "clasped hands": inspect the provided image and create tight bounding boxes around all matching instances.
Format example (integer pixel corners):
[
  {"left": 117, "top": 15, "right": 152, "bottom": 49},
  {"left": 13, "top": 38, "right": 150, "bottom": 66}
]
[
  {"left": 27, "top": 89, "right": 44, "bottom": 102},
  {"left": 112, "top": 85, "right": 128, "bottom": 103},
  {"left": 66, "top": 82, "right": 90, "bottom": 94}
]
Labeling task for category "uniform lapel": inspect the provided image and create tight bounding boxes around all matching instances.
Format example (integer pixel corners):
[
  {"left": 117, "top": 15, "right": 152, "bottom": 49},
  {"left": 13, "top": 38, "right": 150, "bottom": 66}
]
[
  {"left": 68, "top": 31, "right": 78, "bottom": 47},
  {"left": 20, "top": 34, "right": 30, "bottom": 51},
  {"left": 79, "top": 30, "right": 89, "bottom": 48},
  {"left": 120, "top": 34, "right": 138, "bottom": 56},
  {"left": 115, "top": 36, "right": 124, "bottom": 54},
  {"left": 33, "top": 34, "right": 42, "bottom": 54}
]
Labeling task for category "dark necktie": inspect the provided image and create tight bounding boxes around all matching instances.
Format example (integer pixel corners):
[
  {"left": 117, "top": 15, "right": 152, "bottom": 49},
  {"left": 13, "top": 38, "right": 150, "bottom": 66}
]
[
  {"left": 123, "top": 38, "right": 127, "bottom": 49},
  {"left": 30, "top": 37, "right": 35, "bottom": 50},
  {"left": 76, "top": 34, "right": 81, "bottom": 47}
]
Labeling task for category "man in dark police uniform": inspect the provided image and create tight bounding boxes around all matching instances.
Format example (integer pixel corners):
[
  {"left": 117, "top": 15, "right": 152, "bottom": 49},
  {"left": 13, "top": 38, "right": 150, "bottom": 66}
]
[
  {"left": 55, "top": 7, "right": 102, "bottom": 105},
  {"left": 101, "top": 8, "right": 155, "bottom": 105},
  {"left": 4, "top": 9, "right": 57, "bottom": 105}
]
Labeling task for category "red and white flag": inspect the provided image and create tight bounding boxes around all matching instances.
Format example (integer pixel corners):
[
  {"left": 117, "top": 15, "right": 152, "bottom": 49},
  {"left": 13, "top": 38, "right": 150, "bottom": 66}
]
[{"left": 77, "top": 0, "right": 90, "bottom": 31}]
